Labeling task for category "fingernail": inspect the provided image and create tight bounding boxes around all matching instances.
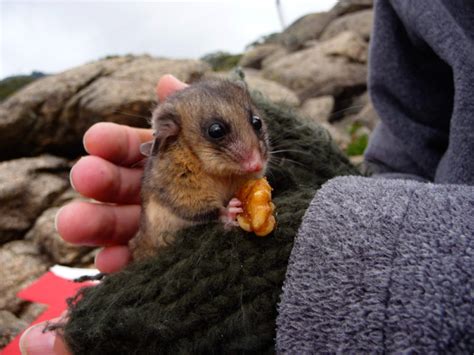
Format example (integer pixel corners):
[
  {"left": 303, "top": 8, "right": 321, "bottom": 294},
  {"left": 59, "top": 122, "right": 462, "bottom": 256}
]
[
  {"left": 20, "top": 323, "right": 56, "bottom": 355},
  {"left": 69, "top": 161, "right": 78, "bottom": 191},
  {"left": 54, "top": 206, "right": 65, "bottom": 232},
  {"left": 83, "top": 130, "right": 90, "bottom": 154}
]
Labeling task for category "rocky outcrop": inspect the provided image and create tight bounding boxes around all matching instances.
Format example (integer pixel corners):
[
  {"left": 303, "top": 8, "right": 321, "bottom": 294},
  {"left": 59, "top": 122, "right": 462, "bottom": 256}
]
[
  {"left": 319, "top": 31, "right": 369, "bottom": 63},
  {"left": 0, "top": 241, "right": 51, "bottom": 314},
  {"left": 239, "top": 44, "right": 283, "bottom": 69},
  {"left": 332, "top": 0, "right": 373, "bottom": 16},
  {"left": 245, "top": 71, "right": 300, "bottom": 107},
  {"left": 279, "top": 12, "right": 336, "bottom": 50},
  {"left": 0, "top": 311, "right": 28, "bottom": 349},
  {"left": 262, "top": 43, "right": 367, "bottom": 100},
  {"left": 0, "top": 56, "right": 211, "bottom": 160},
  {"left": 320, "top": 9, "right": 374, "bottom": 41},
  {"left": 300, "top": 96, "right": 335, "bottom": 124},
  {"left": 0, "top": 155, "right": 70, "bottom": 244}
]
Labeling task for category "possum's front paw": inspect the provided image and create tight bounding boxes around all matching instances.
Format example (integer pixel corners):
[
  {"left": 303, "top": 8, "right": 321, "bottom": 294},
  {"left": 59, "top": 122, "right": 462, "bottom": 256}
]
[{"left": 219, "top": 198, "right": 243, "bottom": 229}]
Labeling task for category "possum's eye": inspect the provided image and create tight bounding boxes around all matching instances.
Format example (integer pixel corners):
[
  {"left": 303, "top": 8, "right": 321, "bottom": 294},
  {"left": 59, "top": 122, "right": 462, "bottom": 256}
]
[
  {"left": 207, "top": 122, "right": 227, "bottom": 140},
  {"left": 250, "top": 115, "right": 262, "bottom": 132}
]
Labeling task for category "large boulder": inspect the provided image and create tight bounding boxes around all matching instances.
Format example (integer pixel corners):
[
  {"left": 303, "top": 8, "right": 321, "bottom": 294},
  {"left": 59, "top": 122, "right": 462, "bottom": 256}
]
[
  {"left": 239, "top": 44, "right": 283, "bottom": 69},
  {"left": 245, "top": 70, "right": 300, "bottom": 107},
  {"left": 0, "top": 56, "right": 211, "bottom": 160},
  {"left": 331, "top": 0, "right": 373, "bottom": 17},
  {"left": 319, "top": 31, "right": 369, "bottom": 63},
  {"left": 320, "top": 9, "right": 374, "bottom": 41},
  {"left": 261, "top": 47, "right": 290, "bottom": 69},
  {"left": 0, "top": 155, "right": 70, "bottom": 244},
  {"left": 279, "top": 12, "right": 336, "bottom": 50},
  {"left": 262, "top": 42, "right": 367, "bottom": 100}
]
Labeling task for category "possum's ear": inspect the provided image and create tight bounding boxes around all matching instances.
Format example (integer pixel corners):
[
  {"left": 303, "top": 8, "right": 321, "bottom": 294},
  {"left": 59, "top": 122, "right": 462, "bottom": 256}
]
[
  {"left": 140, "top": 141, "right": 153, "bottom": 157},
  {"left": 150, "top": 102, "right": 180, "bottom": 155}
]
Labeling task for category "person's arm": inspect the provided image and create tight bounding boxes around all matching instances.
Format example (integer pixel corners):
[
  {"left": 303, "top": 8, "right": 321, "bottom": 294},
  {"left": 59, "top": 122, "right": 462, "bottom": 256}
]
[
  {"left": 364, "top": 0, "right": 474, "bottom": 184},
  {"left": 277, "top": 176, "right": 474, "bottom": 353}
]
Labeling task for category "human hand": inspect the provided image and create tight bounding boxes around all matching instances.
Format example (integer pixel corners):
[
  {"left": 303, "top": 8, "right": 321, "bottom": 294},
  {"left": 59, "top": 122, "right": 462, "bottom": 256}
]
[
  {"left": 19, "top": 74, "right": 188, "bottom": 354},
  {"left": 57, "top": 74, "right": 188, "bottom": 273}
]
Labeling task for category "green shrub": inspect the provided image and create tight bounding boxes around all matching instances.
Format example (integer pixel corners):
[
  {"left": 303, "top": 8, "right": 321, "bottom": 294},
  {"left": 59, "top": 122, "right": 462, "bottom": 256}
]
[
  {"left": 200, "top": 51, "right": 242, "bottom": 72},
  {"left": 346, "top": 122, "right": 369, "bottom": 156},
  {"left": 0, "top": 71, "right": 46, "bottom": 101}
]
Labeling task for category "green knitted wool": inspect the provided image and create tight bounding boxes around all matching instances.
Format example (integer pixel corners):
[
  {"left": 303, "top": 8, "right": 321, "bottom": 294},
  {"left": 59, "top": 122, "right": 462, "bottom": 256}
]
[{"left": 61, "top": 95, "right": 359, "bottom": 354}]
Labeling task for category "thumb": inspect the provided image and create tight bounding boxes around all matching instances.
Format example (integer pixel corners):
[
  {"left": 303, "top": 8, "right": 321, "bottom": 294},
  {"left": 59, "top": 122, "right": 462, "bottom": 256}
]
[
  {"left": 155, "top": 74, "right": 188, "bottom": 102},
  {"left": 19, "top": 318, "right": 70, "bottom": 355}
]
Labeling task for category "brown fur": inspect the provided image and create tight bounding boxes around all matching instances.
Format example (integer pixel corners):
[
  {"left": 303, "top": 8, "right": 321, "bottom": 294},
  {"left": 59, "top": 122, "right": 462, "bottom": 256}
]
[{"left": 130, "top": 79, "right": 270, "bottom": 260}]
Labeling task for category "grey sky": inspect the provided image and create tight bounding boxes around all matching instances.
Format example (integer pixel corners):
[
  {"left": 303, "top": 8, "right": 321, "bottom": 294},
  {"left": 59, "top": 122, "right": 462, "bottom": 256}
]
[{"left": 0, "top": 0, "right": 336, "bottom": 79}]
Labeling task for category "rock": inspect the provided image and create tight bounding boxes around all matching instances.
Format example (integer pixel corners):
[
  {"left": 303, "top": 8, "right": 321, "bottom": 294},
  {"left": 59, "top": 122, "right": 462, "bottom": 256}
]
[
  {"left": 320, "top": 122, "right": 351, "bottom": 150},
  {"left": 352, "top": 102, "right": 380, "bottom": 129},
  {"left": 280, "top": 12, "right": 336, "bottom": 50},
  {"left": 0, "top": 155, "right": 70, "bottom": 244},
  {"left": 349, "top": 155, "right": 365, "bottom": 166},
  {"left": 352, "top": 90, "right": 370, "bottom": 109},
  {"left": 331, "top": 0, "right": 373, "bottom": 17},
  {"left": 18, "top": 302, "right": 47, "bottom": 325},
  {"left": 262, "top": 44, "right": 367, "bottom": 100},
  {"left": 0, "top": 55, "right": 211, "bottom": 160},
  {"left": 245, "top": 71, "right": 300, "bottom": 107},
  {"left": 261, "top": 47, "right": 289, "bottom": 69},
  {"left": 239, "top": 44, "right": 283, "bottom": 69},
  {"left": 319, "top": 31, "right": 369, "bottom": 63},
  {"left": 320, "top": 9, "right": 374, "bottom": 41},
  {"left": 53, "top": 187, "right": 81, "bottom": 206},
  {"left": 300, "top": 96, "right": 335, "bottom": 123},
  {"left": 0, "top": 241, "right": 50, "bottom": 314},
  {"left": 0, "top": 310, "right": 28, "bottom": 348},
  {"left": 25, "top": 207, "right": 95, "bottom": 265}
]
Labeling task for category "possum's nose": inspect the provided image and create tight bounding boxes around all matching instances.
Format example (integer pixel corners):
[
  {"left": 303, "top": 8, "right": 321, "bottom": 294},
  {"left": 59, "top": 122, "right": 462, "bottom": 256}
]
[{"left": 241, "top": 149, "right": 263, "bottom": 173}]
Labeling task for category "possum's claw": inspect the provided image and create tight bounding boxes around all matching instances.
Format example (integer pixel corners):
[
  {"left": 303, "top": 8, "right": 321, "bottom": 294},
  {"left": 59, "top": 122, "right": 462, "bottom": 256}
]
[{"left": 220, "top": 198, "right": 243, "bottom": 229}]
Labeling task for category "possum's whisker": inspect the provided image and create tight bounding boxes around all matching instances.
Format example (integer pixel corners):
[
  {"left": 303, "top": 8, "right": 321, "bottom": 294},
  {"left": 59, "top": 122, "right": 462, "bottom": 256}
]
[
  {"left": 114, "top": 110, "right": 151, "bottom": 121},
  {"left": 271, "top": 149, "right": 314, "bottom": 157},
  {"left": 130, "top": 158, "right": 147, "bottom": 169},
  {"left": 269, "top": 156, "right": 306, "bottom": 168},
  {"left": 328, "top": 104, "right": 365, "bottom": 120}
]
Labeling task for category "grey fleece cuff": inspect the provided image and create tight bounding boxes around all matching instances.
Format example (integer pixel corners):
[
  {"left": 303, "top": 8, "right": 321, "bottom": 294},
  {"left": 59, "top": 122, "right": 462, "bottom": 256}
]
[{"left": 276, "top": 176, "right": 474, "bottom": 353}]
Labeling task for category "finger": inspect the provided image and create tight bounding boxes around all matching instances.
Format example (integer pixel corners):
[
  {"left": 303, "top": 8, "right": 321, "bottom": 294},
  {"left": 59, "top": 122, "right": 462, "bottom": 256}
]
[
  {"left": 20, "top": 318, "right": 70, "bottom": 355},
  {"left": 53, "top": 334, "right": 72, "bottom": 355},
  {"left": 228, "top": 198, "right": 242, "bottom": 207},
  {"left": 228, "top": 207, "right": 243, "bottom": 214},
  {"left": 56, "top": 201, "right": 140, "bottom": 246},
  {"left": 83, "top": 122, "right": 152, "bottom": 166},
  {"left": 156, "top": 74, "right": 188, "bottom": 102},
  {"left": 70, "top": 156, "right": 142, "bottom": 204},
  {"left": 95, "top": 246, "right": 132, "bottom": 273}
]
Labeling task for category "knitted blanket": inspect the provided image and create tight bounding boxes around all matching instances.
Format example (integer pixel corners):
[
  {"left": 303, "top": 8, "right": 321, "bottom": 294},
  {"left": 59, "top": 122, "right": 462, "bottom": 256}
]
[
  {"left": 60, "top": 95, "right": 359, "bottom": 354},
  {"left": 277, "top": 176, "right": 474, "bottom": 353}
]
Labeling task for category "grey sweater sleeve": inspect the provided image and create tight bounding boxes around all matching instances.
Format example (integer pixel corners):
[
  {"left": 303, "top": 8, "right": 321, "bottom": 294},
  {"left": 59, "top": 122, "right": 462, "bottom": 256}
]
[
  {"left": 364, "top": 0, "right": 474, "bottom": 184},
  {"left": 276, "top": 176, "right": 474, "bottom": 353}
]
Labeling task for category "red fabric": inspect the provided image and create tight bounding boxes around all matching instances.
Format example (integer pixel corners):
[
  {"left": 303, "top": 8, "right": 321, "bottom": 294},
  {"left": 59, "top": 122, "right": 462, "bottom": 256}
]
[{"left": 1, "top": 271, "right": 93, "bottom": 355}]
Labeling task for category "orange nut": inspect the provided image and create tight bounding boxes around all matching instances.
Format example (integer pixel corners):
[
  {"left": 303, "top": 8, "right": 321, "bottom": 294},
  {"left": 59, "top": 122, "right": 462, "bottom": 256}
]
[{"left": 235, "top": 177, "right": 276, "bottom": 237}]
